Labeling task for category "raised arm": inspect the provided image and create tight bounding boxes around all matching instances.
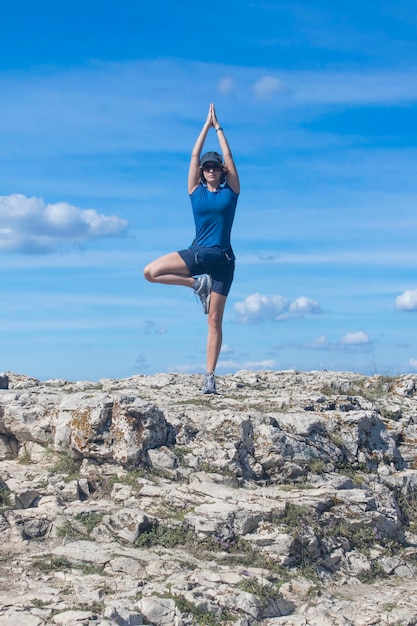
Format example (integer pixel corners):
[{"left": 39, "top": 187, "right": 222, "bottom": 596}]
[
  {"left": 188, "top": 105, "right": 213, "bottom": 194},
  {"left": 211, "top": 104, "right": 240, "bottom": 194}
]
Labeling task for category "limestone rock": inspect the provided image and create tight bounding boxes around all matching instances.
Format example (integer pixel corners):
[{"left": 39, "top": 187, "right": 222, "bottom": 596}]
[{"left": 1, "top": 369, "right": 417, "bottom": 625}]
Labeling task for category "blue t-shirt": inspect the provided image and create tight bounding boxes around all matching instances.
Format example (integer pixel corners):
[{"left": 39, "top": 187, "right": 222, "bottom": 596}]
[{"left": 190, "top": 183, "right": 238, "bottom": 256}]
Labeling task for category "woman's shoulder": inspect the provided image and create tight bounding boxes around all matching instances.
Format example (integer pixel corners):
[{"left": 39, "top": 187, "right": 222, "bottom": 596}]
[
  {"left": 223, "top": 182, "right": 239, "bottom": 197},
  {"left": 190, "top": 182, "right": 205, "bottom": 197}
]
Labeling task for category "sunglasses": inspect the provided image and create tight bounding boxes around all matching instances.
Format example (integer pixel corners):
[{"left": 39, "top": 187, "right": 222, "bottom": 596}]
[{"left": 202, "top": 163, "right": 222, "bottom": 172}]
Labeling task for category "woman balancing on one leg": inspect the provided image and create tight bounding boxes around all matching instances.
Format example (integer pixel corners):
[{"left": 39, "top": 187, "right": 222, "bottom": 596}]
[{"left": 144, "top": 103, "right": 240, "bottom": 394}]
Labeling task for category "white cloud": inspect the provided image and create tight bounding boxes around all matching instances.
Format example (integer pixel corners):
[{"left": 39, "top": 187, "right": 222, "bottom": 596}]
[
  {"left": 409, "top": 359, "right": 417, "bottom": 370},
  {"left": 342, "top": 331, "right": 370, "bottom": 345},
  {"left": 241, "top": 359, "right": 277, "bottom": 369},
  {"left": 252, "top": 75, "right": 283, "bottom": 100},
  {"left": 0, "top": 194, "right": 128, "bottom": 254},
  {"left": 301, "top": 332, "right": 372, "bottom": 353},
  {"left": 234, "top": 293, "right": 322, "bottom": 324},
  {"left": 308, "top": 335, "right": 328, "bottom": 349},
  {"left": 289, "top": 296, "right": 322, "bottom": 315},
  {"left": 218, "top": 76, "right": 235, "bottom": 94},
  {"left": 395, "top": 289, "right": 417, "bottom": 311},
  {"left": 234, "top": 293, "right": 288, "bottom": 323},
  {"left": 215, "top": 360, "right": 240, "bottom": 369}
]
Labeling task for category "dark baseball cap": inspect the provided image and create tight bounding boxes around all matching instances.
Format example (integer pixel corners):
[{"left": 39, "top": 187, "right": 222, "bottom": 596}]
[{"left": 200, "top": 151, "right": 223, "bottom": 167}]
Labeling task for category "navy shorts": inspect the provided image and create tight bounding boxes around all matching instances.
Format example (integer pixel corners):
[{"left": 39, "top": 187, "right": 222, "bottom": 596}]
[{"left": 178, "top": 246, "right": 235, "bottom": 297}]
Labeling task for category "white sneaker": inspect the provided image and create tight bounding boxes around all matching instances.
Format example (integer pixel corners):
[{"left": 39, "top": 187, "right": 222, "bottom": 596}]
[
  {"left": 194, "top": 274, "right": 212, "bottom": 314},
  {"left": 202, "top": 373, "right": 216, "bottom": 394}
]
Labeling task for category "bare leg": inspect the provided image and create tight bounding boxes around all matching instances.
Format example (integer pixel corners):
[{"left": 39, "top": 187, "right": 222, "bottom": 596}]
[
  {"left": 145, "top": 254, "right": 226, "bottom": 374},
  {"left": 144, "top": 252, "right": 194, "bottom": 288},
  {"left": 206, "top": 291, "right": 227, "bottom": 373}
]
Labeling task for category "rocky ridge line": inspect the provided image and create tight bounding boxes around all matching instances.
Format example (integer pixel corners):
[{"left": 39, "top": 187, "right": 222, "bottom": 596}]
[{"left": 0, "top": 369, "right": 417, "bottom": 626}]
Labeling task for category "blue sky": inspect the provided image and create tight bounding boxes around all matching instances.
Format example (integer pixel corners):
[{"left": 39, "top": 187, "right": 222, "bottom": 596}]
[{"left": 1, "top": 0, "right": 417, "bottom": 381}]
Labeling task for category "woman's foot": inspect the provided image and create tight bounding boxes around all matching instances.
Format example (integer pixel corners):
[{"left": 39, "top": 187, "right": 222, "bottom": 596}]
[
  {"left": 194, "top": 274, "right": 212, "bottom": 314},
  {"left": 202, "top": 372, "right": 216, "bottom": 394}
]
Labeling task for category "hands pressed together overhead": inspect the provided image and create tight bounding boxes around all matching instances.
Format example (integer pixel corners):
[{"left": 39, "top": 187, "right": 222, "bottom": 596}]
[{"left": 205, "top": 103, "right": 220, "bottom": 129}]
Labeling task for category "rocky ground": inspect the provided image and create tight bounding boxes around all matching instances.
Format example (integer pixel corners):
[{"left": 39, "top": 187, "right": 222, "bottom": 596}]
[{"left": 0, "top": 369, "right": 417, "bottom": 626}]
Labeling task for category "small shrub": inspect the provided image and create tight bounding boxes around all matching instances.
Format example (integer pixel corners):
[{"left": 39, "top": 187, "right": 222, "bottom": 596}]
[
  {"left": 135, "top": 524, "right": 196, "bottom": 549},
  {"left": 56, "top": 520, "right": 81, "bottom": 540},
  {"left": 108, "top": 469, "right": 145, "bottom": 488},
  {"left": 357, "top": 561, "right": 388, "bottom": 583},
  {"left": 324, "top": 519, "right": 379, "bottom": 552},
  {"left": 33, "top": 556, "right": 73, "bottom": 572},
  {"left": 172, "top": 446, "right": 193, "bottom": 464},
  {"left": 306, "top": 458, "right": 327, "bottom": 474},
  {"left": 0, "top": 489, "right": 12, "bottom": 510},
  {"left": 153, "top": 503, "right": 194, "bottom": 521},
  {"left": 238, "top": 578, "right": 282, "bottom": 609},
  {"left": 397, "top": 488, "right": 417, "bottom": 530},
  {"left": 31, "top": 598, "right": 50, "bottom": 608},
  {"left": 378, "top": 407, "right": 402, "bottom": 421},
  {"left": 327, "top": 431, "right": 344, "bottom": 448},
  {"left": 49, "top": 452, "right": 82, "bottom": 478},
  {"left": 57, "top": 511, "right": 105, "bottom": 540},
  {"left": 91, "top": 469, "right": 147, "bottom": 498},
  {"left": 173, "top": 398, "right": 213, "bottom": 407},
  {"left": 320, "top": 383, "right": 337, "bottom": 396},
  {"left": 223, "top": 539, "right": 288, "bottom": 579},
  {"left": 174, "top": 596, "right": 218, "bottom": 625},
  {"left": 76, "top": 562, "right": 105, "bottom": 575},
  {"left": 77, "top": 601, "right": 105, "bottom": 613},
  {"left": 281, "top": 503, "right": 310, "bottom": 530},
  {"left": 32, "top": 555, "right": 104, "bottom": 575},
  {"left": 337, "top": 466, "right": 365, "bottom": 486},
  {"left": 76, "top": 511, "right": 105, "bottom": 534}
]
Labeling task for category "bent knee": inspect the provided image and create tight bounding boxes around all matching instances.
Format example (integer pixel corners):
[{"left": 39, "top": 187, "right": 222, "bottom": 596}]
[{"left": 143, "top": 264, "right": 156, "bottom": 282}]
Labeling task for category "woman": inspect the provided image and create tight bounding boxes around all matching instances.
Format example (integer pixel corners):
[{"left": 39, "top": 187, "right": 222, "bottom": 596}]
[{"left": 144, "top": 104, "right": 240, "bottom": 394}]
